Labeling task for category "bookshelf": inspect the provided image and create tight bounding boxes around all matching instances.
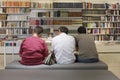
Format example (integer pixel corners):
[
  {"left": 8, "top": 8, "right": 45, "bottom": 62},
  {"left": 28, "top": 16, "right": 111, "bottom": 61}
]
[
  {"left": 29, "top": 2, "right": 52, "bottom": 37},
  {"left": 29, "top": 2, "right": 84, "bottom": 36},
  {"left": 52, "top": 2, "right": 83, "bottom": 34},
  {"left": 0, "top": 1, "right": 30, "bottom": 55},
  {"left": 1, "top": 1, "right": 120, "bottom": 53},
  {"left": 0, "top": 1, "right": 30, "bottom": 40},
  {"left": 1, "top": 1, "right": 119, "bottom": 42},
  {"left": 83, "top": 3, "right": 120, "bottom": 42}
]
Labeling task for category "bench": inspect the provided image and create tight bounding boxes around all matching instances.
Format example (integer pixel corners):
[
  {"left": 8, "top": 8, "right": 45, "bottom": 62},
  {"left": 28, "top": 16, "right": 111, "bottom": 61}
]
[
  {"left": 0, "top": 70, "right": 119, "bottom": 80},
  {"left": 5, "top": 60, "right": 108, "bottom": 70}
]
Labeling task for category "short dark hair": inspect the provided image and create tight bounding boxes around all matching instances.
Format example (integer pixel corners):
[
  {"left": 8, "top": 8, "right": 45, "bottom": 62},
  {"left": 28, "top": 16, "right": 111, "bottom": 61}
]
[
  {"left": 58, "top": 26, "right": 68, "bottom": 34},
  {"left": 77, "top": 26, "right": 86, "bottom": 34},
  {"left": 34, "top": 26, "right": 43, "bottom": 34}
]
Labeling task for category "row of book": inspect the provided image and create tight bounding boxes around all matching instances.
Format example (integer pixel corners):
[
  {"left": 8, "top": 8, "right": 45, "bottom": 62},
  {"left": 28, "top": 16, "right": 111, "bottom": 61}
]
[
  {"left": 105, "top": 3, "right": 120, "bottom": 9},
  {"left": 0, "top": 41, "right": 22, "bottom": 46},
  {"left": 85, "top": 3, "right": 120, "bottom": 9},
  {"left": 0, "top": 22, "right": 29, "bottom": 28},
  {"left": 30, "top": 11, "right": 83, "bottom": 18},
  {"left": 29, "top": 19, "right": 82, "bottom": 25},
  {"left": 84, "top": 16, "right": 120, "bottom": 21},
  {"left": 100, "top": 22, "right": 120, "bottom": 28},
  {"left": 0, "top": 14, "right": 7, "bottom": 20},
  {"left": 30, "top": 18, "right": 82, "bottom": 25},
  {"left": 83, "top": 10, "right": 106, "bottom": 14},
  {"left": 0, "top": 35, "right": 120, "bottom": 43},
  {"left": 6, "top": 22, "right": 29, "bottom": 28},
  {"left": 0, "top": 1, "right": 30, "bottom": 7},
  {"left": 0, "top": 42, "right": 17, "bottom": 46},
  {"left": 85, "top": 22, "right": 120, "bottom": 28},
  {"left": 53, "top": 2, "right": 120, "bottom": 9},
  {"left": 53, "top": 20, "right": 82, "bottom": 25},
  {"left": 0, "top": 15, "right": 29, "bottom": 20},
  {"left": 83, "top": 3, "right": 120, "bottom": 9},
  {"left": 1, "top": 2, "right": 120, "bottom": 9},
  {"left": 29, "top": 19, "right": 53, "bottom": 25},
  {"left": 84, "top": 10, "right": 120, "bottom": 15},
  {"left": 53, "top": 20, "right": 72, "bottom": 25},
  {"left": 105, "top": 16, "right": 120, "bottom": 22},
  {"left": 87, "top": 28, "right": 120, "bottom": 34},
  {"left": 30, "top": 2, "right": 120, "bottom": 9},
  {"left": 86, "top": 3, "right": 105, "bottom": 9},
  {"left": 106, "top": 10, "right": 120, "bottom": 15},
  {"left": 7, "top": 15, "right": 28, "bottom": 20},
  {"left": 0, "top": 34, "right": 31, "bottom": 40},
  {"left": 83, "top": 16, "right": 102, "bottom": 21},
  {"left": 0, "top": 28, "right": 29, "bottom": 35},
  {"left": 0, "top": 41, "right": 4, "bottom": 46},
  {"left": 30, "top": 12, "right": 50, "bottom": 18},
  {"left": 94, "top": 35, "right": 120, "bottom": 41},
  {"left": 54, "top": 11, "right": 82, "bottom": 17},
  {"left": 53, "top": 2, "right": 83, "bottom": 8},
  {"left": 31, "top": 2, "right": 52, "bottom": 8},
  {"left": 1, "top": 8, "right": 30, "bottom": 14}
]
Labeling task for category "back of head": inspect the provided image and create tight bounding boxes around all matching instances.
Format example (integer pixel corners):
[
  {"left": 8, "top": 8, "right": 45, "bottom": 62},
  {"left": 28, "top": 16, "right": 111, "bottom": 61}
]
[
  {"left": 58, "top": 26, "right": 68, "bottom": 34},
  {"left": 77, "top": 26, "right": 86, "bottom": 34},
  {"left": 34, "top": 26, "right": 43, "bottom": 35}
]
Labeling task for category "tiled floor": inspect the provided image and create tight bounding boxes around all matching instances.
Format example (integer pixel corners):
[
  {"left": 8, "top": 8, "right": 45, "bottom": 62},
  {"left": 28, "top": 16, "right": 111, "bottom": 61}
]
[
  {"left": 0, "top": 53, "right": 120, "bottom": 79},
  {"left": 99, "top": 53, "right": 120, "bottom": 79}
]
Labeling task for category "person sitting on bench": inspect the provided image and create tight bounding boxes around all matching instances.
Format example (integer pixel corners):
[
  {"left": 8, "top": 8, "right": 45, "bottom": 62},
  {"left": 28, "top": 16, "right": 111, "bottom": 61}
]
[
  {"left": 19, "top": 26, "right": 49, "bottom": 65},
  {"left": 74, "top": 26, "right": 99, "bottom": 63},
  {"left": 51, "top": 26, "right": 76, "bottom": 64}
]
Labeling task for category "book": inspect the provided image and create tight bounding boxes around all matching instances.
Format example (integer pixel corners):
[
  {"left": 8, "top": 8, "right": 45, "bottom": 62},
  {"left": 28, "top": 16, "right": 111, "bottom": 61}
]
[
  {"left": 93, "top": 3, "right": 105, "bottom": 8},
  {"left": 53, "top": 2, "right": 83, "bottom": 8},
  {"left": 68, "top": 12, "right": 82, "bottom": 17}
]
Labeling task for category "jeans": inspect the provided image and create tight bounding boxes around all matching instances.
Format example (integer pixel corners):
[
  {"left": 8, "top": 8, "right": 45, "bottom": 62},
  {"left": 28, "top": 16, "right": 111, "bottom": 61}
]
[{"left": 76, "top": 56, "right": 99, "bottom": 63}]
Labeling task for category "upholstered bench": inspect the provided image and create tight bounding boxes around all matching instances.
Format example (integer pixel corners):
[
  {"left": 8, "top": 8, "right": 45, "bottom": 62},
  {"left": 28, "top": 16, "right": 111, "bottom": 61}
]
[
  {"left": 5, "top": 60, "right": 108, "bottom": 70},
  {"left": 0, "top": 70, "right": 119, "bottom": 80}
]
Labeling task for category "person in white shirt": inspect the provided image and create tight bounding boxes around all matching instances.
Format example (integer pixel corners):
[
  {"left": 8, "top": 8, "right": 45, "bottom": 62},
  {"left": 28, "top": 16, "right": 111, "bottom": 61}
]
[{"left": 51, "top": 26, "right": 76, "bottom": 64}]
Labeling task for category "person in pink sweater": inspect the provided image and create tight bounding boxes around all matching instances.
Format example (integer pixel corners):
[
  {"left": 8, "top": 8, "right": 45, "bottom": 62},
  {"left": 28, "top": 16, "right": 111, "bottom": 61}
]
[{"left": 19, "top": 26, "right": 49, "bottom": 65}]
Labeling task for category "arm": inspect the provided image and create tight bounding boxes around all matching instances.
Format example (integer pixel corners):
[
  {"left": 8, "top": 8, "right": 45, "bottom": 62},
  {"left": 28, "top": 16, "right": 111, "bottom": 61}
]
[
  {"left": 19, "top": 40, "right": 25, "bottom": 57},
  {"left": 51, "top": 38, "right": 54, "bottom": 54},
  {"left": 43, "top": 42, "right": 49, "bottom": 57},
  {"left": 50, "top": 39, "right": 56, "bottom": 61},
  {"left": 73, "top": 36, "right": 78, "bottom": 51}
]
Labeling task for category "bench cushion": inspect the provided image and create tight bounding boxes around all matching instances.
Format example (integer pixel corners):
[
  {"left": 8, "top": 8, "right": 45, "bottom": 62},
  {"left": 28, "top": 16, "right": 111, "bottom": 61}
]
[
  {"left": 0, "top": 70, "right": 119, "bottom": 80},
  {"left": 5, "top": 60, "right": 108, "bottom": 70}
]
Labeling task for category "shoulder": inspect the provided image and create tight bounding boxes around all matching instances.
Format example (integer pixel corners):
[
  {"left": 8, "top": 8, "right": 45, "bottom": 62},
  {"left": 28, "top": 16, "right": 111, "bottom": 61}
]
[
  {"left": 85, "top": 34, "right": 94, "bottom": 39},
  {"left": 72, "top": 34, "right": 79, "bottom": 40},
  {"left": 66, "top": 35, "right": 75, "bottom": 42},
  {"left": 22, "top": 37, "right": 31, "bottom": 42},
  {"left": 81, "top": 34, "right": 94, "bottom": 41},
  {"left": 72, "top": 34, "right": 78, "bottom": 38},
  {"left": 25, "top": 36, "right": 34, "bottom": 40},
  {"left": 76, "top": 34, "right": 91, "bottom": 37},
  {"left": 39, "top": 38, "right": 46, "bottom": 43}
]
